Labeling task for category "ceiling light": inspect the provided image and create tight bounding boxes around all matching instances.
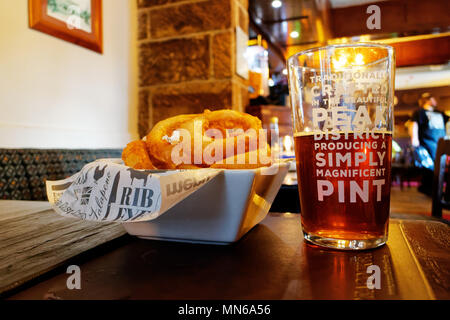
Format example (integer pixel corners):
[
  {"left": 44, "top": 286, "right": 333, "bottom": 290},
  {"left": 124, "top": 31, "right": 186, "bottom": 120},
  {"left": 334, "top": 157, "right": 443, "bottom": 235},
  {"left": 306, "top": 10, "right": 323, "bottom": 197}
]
[
  {"left": 355, "top": 53, "right": 364, "bottom": 66},
  {"left": 290, "top": 31, "right": 299, "bottom": 38},
  {"left": 271, "top": 0, "right": 282, "bottom": 8},
  {"left": 268, "top": 78, "right": 275, "bottom": 87},
  {"left": 333, "top": 54, "right": 348, "bottom": 69},
  {"left": 430, "top": 65, "right": 444, "bottom": 71},
  {"left": 282, "top": 68, "right": 288, "bottom": 75}
]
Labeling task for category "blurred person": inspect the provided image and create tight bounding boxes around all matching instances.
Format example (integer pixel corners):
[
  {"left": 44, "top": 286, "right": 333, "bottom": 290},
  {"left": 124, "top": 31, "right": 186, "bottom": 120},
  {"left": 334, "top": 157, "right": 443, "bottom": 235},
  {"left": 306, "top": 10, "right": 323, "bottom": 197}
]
[
  {"left": 406, "top": 92, "right": 448, "bottom": 195},
  {"left": 392, "top": 139, "right": 402, "bottom": 162}
]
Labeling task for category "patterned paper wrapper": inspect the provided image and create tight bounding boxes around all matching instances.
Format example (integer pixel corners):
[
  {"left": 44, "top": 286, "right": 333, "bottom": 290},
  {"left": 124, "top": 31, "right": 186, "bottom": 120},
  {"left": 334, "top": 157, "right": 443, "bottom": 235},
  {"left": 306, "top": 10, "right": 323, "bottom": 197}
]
[{"left": 46, "top": 159, "right": 222, "bottom": 222}]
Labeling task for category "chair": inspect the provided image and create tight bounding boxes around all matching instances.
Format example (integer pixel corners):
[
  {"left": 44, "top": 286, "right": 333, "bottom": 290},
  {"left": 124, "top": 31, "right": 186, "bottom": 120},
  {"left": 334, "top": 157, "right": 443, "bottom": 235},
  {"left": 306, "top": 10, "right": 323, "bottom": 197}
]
[{"left": 431, "top": 138, "right": 450, "bottom": 219}]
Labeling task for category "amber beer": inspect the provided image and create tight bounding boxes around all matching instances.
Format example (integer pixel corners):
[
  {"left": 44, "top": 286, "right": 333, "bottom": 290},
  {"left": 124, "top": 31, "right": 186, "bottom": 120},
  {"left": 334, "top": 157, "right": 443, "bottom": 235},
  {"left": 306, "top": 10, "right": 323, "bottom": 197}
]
[
  {"left": 288, "top": 43, "right": 394, "bottom": 249},
  {"left": 294, "top": 131, "right": 392, "bottom": 243}
]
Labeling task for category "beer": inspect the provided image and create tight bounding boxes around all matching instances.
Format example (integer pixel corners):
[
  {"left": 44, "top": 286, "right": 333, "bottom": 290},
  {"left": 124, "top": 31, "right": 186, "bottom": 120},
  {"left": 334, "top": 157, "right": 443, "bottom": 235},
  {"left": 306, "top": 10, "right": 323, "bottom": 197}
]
[
  {"left": 294, "top": 131, "right": 392, "bottom": 241},
  {"left": 287, "top": 43, "right": 395, "bottom": 249}
]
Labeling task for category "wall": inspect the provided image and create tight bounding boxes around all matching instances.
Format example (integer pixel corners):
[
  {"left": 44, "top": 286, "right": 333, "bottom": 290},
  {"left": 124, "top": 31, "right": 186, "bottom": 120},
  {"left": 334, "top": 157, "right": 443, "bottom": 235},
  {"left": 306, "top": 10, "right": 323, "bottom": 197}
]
[
  {"left": 0, "top": 0, "right": 138, "bottom": 149},
  {"left": 136, "top": 0, "right": 249, "bottom": 137},
  {"left": 331, "top": 0, "right": 450, "bottom": 38},
  {"left": 395, "top": 64, "right": 450, "bottom": 90}
]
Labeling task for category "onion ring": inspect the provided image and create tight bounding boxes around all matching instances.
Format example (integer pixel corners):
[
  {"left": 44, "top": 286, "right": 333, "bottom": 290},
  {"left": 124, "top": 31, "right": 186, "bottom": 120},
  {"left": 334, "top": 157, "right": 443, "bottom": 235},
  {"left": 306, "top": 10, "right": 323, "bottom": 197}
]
[
  {"left": 122, "top": 140, "right": 155, "bottom": 170},
  {"left": 203, "top": 109, "right": 262, "bottom": 135},
  {"left": 145, "top": 114, "right": 202, "bottom": 169},
  {"left": 125, "top": 109, "right": 269, "bottom": 170},
  {"left": 210, "top": 145, "right": 272, "bottom": 169}
]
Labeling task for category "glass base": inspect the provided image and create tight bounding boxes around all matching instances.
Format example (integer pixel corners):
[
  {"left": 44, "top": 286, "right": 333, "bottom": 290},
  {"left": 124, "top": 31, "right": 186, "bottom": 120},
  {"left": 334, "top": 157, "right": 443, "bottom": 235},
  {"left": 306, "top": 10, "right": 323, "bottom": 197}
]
[{"left": 303, "top": 230, "right": 387, "bottom": 250}]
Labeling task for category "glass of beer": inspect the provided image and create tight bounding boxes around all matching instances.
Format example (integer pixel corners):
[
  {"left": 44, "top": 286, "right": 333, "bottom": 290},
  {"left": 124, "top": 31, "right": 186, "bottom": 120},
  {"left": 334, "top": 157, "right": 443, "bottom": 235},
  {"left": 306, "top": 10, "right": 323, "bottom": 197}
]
[{"left": 287, "top": 44, "right": 395, "bottom": 250}]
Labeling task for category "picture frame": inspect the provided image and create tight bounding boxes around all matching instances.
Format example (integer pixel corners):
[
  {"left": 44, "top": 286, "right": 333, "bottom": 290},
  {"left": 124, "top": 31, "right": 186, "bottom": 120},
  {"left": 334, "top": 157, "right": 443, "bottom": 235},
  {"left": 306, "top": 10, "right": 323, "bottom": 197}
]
[{"left": 28, "top": 0, "right": 103, "bottom": 54}]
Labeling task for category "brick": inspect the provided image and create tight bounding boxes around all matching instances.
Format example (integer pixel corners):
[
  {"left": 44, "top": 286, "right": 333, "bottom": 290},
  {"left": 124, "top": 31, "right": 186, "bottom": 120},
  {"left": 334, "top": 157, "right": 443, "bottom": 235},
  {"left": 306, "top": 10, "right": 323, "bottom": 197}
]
[
  {"left": 241, "top": 84, "right": 249, "bottom": 110},
  {"left": 212, "top": 32, "right": 232, "bottom": 79},
  {"left": 232, "top": 82, "right": 240, "bottom": 111},
  {"left": 238, "top": 5, "right": 249, "bottom": 33},
  {"left": 237, "top": 0, "right": 248, "bottom": 9},
  {"left": 150, "top": 0, "right": 231, "bottom": 39},
  {"left": 138, "top": 12, "right": 148, "bottom": 40},
  {"left": 150, "top": 81, "right": 232, "bottom": 125},
  {"left": 231, "top": 81, "right": 249, "bottom": 112},
  {"left": 137, "top": 0, "right": 186, "bottom": 8},
  {"left": 138, "top": 90, "right": 150, "bottom": 137},
  {"left": 139, "top": 36, "right": 210, "bottom": 86}
]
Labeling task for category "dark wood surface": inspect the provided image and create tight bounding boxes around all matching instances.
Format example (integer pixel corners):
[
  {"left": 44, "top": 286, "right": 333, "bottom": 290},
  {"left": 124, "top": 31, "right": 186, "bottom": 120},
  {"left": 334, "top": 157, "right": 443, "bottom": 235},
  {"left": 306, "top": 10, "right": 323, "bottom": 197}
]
[
  {"left": 386, "top": 34, "right": 450, "bottom": 68},
  {"left": 4, "top": 208, "right": 449, "bottom": 300},
  {"left": 331, "top": 0, "right": 450, "bottom": 39},
  {"left": 0, "top": 201, "right": 126, "bottom": 296}
]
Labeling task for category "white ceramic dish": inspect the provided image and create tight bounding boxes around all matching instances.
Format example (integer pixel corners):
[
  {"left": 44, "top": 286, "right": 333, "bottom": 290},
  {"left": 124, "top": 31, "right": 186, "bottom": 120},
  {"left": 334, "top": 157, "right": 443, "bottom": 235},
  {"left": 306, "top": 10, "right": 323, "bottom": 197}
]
[{"left": 122, "top": 163, "right": 289, "bottom": 245}]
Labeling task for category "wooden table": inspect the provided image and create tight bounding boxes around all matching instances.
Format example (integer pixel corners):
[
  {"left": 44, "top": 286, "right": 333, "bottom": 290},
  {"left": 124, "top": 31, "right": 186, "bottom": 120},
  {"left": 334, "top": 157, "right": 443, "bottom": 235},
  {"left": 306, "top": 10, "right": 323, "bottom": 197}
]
[
  {"left": 1, "top": 201, "right": 449, "bottom": 300},
  {"left": 0, "top": 201, "right": 126, "bottom": 296}
]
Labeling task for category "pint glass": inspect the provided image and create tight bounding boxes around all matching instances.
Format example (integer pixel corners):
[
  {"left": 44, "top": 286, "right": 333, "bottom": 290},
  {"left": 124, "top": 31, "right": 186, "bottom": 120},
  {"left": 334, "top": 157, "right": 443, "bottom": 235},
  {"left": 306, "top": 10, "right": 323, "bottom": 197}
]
[{"left": 287, "top": 44, "right": 395, "bottom": 250}]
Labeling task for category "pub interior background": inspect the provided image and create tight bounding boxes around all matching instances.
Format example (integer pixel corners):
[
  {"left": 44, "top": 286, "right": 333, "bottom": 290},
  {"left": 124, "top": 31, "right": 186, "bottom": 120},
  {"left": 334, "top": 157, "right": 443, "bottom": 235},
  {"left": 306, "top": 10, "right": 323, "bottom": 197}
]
[{"left": 0, "top": 0, "right": 449, "bottom": 216}]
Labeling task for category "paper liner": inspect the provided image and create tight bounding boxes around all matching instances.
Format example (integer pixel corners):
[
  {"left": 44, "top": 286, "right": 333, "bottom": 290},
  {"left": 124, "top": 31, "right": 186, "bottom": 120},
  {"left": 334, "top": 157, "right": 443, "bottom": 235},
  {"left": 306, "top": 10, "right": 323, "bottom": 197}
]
[{"left": 46, "top": 159, "right": 222, "bottom": 222}]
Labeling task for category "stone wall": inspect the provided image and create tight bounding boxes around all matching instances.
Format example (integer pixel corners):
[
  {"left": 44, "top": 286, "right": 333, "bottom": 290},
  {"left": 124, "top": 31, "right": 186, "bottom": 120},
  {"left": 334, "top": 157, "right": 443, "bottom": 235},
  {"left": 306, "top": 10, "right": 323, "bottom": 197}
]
[{"left": 137, "top": 0, "right": 249, "bottom": 137}]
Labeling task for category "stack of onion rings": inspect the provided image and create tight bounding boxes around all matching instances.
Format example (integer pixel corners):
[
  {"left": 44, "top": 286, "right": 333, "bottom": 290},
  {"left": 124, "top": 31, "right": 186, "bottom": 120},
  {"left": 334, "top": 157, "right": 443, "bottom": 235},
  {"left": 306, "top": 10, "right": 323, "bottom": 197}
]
[{"left": 122, "top": 109, "right": 272, "bottom": 170}]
